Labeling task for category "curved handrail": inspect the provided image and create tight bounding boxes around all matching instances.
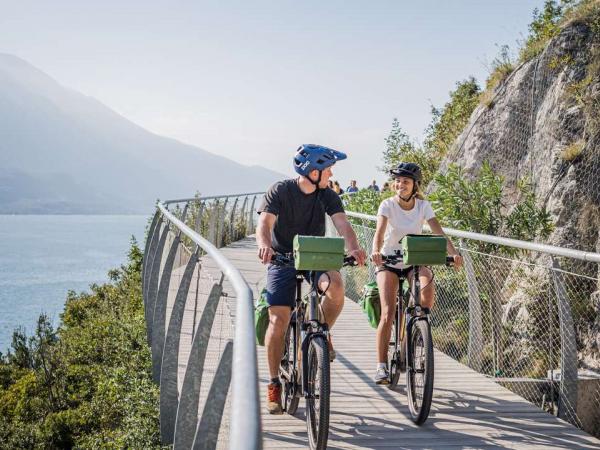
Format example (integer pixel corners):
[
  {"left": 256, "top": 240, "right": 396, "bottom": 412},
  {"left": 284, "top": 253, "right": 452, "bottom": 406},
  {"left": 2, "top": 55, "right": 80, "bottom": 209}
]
[
  {"left": 163, "top": 191, "right": 265, "bottom": 205},
  {"left": 345, "top": 210, "right": 600, "bottom": 263},
  {"left": 157, "top": 202, "right": 261, "bottom": 449}
]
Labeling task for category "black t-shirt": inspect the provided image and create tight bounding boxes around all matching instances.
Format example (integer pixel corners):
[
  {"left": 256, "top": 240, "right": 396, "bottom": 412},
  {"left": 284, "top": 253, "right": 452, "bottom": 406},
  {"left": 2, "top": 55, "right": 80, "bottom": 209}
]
[{"left": 257, "top": 179, "right": 345, "bottom": 253}]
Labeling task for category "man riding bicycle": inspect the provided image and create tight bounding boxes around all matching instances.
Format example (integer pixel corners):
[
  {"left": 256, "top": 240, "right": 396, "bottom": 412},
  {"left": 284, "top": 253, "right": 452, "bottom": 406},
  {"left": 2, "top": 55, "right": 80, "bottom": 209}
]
[{"left": 256, "top": 144, "right": 366, "bottom": 414}]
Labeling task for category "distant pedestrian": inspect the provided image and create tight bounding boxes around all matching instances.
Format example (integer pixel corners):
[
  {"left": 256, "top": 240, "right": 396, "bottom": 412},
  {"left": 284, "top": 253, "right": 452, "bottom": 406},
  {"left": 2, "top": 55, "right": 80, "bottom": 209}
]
[
  {"left": 382, "top": 182, "right": 390, "bottom": 192},
  {"left": 346, "top": 180, "right": 359, "bottom": 193},
  {"left": 333, "top": 180, "right": 344, "bottom": 195},
  {"left": 368, "top": 180, "right": 380, "bottom": 192}
]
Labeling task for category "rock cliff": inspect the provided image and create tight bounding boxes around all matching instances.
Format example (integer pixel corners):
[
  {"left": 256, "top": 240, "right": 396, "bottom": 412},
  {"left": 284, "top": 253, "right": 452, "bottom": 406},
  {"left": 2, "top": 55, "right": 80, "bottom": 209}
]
[{"left": 442, "top": 21, "right": 600, "bottom": 256}]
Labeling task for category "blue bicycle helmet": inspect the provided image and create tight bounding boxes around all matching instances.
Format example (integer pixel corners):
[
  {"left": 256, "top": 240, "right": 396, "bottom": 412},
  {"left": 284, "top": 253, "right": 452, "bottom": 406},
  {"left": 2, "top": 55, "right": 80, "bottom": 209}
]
[{"left": 293, "top": 144, "right": 347, "bottom": 177}]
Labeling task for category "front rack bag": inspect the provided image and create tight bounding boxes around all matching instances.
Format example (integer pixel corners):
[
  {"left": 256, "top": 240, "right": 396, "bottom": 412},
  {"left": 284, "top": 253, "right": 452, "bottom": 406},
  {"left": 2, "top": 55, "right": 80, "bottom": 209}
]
[
  {"left": 401, "top": 234, "right": 447, "bottom": 266},
  {"left": 293, "top": 235, "right": 345, "bottom": 271}
]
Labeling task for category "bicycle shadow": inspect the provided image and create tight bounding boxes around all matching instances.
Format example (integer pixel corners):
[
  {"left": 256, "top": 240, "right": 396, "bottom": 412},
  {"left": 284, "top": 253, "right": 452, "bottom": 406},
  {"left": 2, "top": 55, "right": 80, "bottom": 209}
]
[{"left": 327, "top": 352, "right": 598, "bottom": 449}]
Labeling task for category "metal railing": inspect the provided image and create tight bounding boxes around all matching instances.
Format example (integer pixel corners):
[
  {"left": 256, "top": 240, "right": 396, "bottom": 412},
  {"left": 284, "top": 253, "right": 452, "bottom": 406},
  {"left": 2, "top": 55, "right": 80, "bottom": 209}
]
[
  {"left": 142, "top": 192, "right": 264, "bottom": 449},
  {"left": 327, "top": 210, "right": 600, "bottom": 438}
]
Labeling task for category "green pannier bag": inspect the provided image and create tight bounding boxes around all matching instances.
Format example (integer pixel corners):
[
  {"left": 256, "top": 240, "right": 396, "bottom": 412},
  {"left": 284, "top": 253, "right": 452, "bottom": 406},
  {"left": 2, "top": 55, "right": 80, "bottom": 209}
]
[
  {"left": 401, "top": 234, "right": 447, "bottom": 266},
  {"left": 255, "top": 288, "right": 269, "bottom": 346},
  {"left": 359, "top": 282, "right": 381, "bottom": 329},
  {"left": 293, "top": 235, "right": 344, "bottom": 271}
]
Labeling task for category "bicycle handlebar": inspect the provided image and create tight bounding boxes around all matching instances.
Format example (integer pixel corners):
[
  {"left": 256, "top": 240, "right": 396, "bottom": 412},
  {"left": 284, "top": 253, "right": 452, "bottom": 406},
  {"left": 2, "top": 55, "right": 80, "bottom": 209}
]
[
  {"left": 270, "top": 253, "right": 358, "bottom": 268},
  {"left": 381, "top": 253, "right": 456, "bottom": 267}
]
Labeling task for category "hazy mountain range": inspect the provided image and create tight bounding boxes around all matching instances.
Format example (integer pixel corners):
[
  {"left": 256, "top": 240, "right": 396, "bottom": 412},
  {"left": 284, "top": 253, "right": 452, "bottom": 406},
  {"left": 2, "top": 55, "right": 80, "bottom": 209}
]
[{"left": 0, "top": 53, "right": 284, "bottom": 214}]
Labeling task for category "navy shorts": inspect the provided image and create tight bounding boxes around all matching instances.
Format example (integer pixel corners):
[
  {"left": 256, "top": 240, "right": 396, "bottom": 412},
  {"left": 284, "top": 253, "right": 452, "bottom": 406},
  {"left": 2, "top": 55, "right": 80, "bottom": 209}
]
[{"left": 265, "top": 264, "right": 330, "bottom": 308}]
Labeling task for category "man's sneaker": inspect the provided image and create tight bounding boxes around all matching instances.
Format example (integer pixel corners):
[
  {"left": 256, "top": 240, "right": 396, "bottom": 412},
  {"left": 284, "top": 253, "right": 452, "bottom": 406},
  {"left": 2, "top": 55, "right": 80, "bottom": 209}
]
[
  {"left": 374, "top": 367, "right": 389, "bottom": 385},
  {"left": 267, "top": 382, "right": 283, "bottom": 414}
]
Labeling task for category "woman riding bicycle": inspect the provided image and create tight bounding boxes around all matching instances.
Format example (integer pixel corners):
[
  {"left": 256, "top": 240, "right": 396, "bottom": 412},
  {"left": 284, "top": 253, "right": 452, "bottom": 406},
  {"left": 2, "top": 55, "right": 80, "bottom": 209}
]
[{"left": 370, "top": 162, "right": 463, "bottom": 384}]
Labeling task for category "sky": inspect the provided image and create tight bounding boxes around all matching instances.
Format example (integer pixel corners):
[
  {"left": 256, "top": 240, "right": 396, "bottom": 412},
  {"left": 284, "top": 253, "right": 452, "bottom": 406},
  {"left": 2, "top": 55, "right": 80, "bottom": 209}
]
[{"left": 1, "top": 0, "right": 544, "bottom": 188}]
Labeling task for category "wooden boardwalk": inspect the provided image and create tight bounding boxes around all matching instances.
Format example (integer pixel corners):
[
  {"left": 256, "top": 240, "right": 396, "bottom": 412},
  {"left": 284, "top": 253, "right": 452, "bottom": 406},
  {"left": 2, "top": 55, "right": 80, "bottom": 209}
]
[{"left": 180, "top": 236, "right": 600, "bottom": 449}]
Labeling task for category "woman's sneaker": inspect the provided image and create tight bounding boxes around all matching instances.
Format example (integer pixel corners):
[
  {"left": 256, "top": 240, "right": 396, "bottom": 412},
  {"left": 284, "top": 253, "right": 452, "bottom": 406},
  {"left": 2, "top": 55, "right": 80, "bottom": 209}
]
[
  {"left": 374, "top": 367, "right": 389, "bottom": 385},
  {"left": 267, "top": 382, "right": 283, "bottom": 414}
]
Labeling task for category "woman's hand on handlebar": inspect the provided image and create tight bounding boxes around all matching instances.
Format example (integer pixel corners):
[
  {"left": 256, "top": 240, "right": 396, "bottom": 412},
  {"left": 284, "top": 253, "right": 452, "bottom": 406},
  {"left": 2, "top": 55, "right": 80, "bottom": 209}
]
[
  {"left": 370, "top": 251, "right": 383, "bottom": 267},
  {"left": 258, "top": 246, "right": 274, "bottom": 265}
]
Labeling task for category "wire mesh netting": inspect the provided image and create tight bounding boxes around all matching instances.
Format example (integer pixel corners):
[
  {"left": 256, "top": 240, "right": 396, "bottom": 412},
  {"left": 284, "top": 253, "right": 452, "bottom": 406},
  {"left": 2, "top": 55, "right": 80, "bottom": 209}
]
[
  {"left": 445, "top": 19, "right": 600, "bottom": 218},
  {"left": 144, "top": 195, "right": 260, "bottom": 447},
  {"left": 168, "top": 193, "right": 262, "bottom": 251},
  {"left": 326, "top": 215, "right": 600, "bottom": 438}
]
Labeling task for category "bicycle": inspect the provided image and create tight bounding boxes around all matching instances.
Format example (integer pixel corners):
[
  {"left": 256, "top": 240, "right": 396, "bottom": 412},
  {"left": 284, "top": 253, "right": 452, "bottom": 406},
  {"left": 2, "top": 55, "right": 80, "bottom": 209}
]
[
  {"left": 382, "top": 250, "right": 455, "bottom": 425},
  {"left": 272, "top": 253, "right": 356, "bottom": 450}
]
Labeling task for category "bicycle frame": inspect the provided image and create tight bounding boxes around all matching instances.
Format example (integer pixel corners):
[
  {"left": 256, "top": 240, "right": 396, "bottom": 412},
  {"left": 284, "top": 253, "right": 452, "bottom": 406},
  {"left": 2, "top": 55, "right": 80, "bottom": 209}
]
[
  {"left": 296, "top": 272, "right": 329, "bottom": 397},
  {"left": 402, "top": 266, "right": 431, "bottom": 373},
  {"left": 392, "top": 266, "right": 431, "bottom": 376}
]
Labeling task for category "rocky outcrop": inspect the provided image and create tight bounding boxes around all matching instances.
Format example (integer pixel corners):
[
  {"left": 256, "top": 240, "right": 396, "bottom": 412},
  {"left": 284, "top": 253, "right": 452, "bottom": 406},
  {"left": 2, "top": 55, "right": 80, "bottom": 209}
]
[
  {"left": 438, "top": 20, "right": 600, "bottom": 388},
  {"left": 442, "top": 22, "right": 600, "bottom": 256}
]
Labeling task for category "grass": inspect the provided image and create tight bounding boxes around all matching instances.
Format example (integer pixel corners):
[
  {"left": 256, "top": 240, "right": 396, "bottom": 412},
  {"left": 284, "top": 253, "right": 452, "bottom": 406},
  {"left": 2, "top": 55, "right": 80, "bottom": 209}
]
[{"left": 561, "top": 139, "right": 585, "bottom": 160}]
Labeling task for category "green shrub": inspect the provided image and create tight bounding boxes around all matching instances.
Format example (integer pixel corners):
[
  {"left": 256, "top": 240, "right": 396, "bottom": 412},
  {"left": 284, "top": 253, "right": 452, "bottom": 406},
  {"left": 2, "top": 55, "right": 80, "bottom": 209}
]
[
  {"left": 380, "top": 119, "right": 440, "bottom": 186},
  {"left": 519, "top": 0, "right": 563, "bottom": 62},
  {"left": 429, "top": 162, "right": 554, "bottom": 255},
  {"left": 380, "top": 79, "right": 480, "bottom": 191},
  {"left": 424, "top": 78, "right": 481, "bottom": 162},
  {"left": 0, "top": 238, "right": 163, "bottom": 448}
]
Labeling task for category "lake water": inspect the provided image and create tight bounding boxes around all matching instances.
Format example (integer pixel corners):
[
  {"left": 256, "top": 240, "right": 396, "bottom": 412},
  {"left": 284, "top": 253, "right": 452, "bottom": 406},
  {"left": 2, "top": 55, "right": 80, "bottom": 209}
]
[{"left": 0, "top": 215, "right": 149, "bottom": 353}]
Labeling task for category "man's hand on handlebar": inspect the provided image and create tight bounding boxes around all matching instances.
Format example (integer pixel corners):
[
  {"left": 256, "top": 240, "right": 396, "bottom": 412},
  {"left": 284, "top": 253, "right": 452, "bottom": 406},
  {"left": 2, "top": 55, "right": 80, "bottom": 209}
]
[
  {"left": 348, "top": 248, "right": 367, "bottom": 266},
  {"left": 258, "top": 246, "right": 274, "bottom": 265}
]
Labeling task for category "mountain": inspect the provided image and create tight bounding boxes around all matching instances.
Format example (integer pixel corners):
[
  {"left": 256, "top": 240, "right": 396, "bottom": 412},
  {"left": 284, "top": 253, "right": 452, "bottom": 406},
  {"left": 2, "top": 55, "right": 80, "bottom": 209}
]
[{"left": 0, "top": 53, "right": 284, "bottom": 214}]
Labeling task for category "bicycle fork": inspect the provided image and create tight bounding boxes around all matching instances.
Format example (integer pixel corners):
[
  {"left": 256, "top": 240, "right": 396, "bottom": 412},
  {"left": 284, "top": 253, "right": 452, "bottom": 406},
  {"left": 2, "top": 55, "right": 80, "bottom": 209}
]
[{"left": 300, "top": 325, "right": 329, "bottom": 397}]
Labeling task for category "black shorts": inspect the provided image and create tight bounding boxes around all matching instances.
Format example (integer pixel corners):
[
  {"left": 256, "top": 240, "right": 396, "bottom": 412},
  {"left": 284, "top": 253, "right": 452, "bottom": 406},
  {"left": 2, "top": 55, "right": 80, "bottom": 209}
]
[
  {"left": 376, "top": 265, "right": 435, "bottom": 282},
  {"left": 376, "top": 265, "right": 413, "bottom": 278}
]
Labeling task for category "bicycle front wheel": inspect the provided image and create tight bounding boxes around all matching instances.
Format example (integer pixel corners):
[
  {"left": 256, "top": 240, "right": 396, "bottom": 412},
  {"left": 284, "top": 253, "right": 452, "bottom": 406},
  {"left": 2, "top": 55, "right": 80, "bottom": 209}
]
[
  {"left": 406, "top": 319, "right": 434, "bottom": 425},
  {"left": 306, "top": 336, "right": 330, "bottom": 450}
]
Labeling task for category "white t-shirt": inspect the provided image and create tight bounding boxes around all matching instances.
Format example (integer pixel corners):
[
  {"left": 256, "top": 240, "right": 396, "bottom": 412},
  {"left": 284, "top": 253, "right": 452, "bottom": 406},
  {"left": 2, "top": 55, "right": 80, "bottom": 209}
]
[{"left": 377, "top": 197, "right": 436, "bottom": 268}]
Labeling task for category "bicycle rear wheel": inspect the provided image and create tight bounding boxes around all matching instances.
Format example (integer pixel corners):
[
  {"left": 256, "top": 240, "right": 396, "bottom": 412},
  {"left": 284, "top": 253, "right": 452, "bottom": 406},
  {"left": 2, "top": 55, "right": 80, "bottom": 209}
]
[
  {"left": 281, "top": 321, "right": 300, "bottom": 415},
  {"left": 406, "top": 319, "right": 434, "bottom": 425},
  {"left": 306, "top": 336, "right": 330, "bottom": 450}
]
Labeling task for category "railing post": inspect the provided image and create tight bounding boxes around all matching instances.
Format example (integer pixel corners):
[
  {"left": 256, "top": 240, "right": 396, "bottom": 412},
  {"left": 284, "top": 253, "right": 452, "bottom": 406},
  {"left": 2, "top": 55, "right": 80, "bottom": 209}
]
[
  {"left": 152, "top": 233, "right": 181, "bottom": 384},
  {"left": 239, "top": 196, "right": 248, "bottom": 239},
  {"left": 142, "top": 211, "right": 160, "bottom": 299},
  {"left": 228, "top": 197, "right": 239, "bottom": 244},
  {"left": 461, "top": 242, "right": 483, "bottom": 372},
  {"left": 248, "top": 195, "right": 258, "bottom": 232},
  {"left": 551, "top": 257, "right": 579, "bottom": 426},
  {"left": 195, "top": 200, "right": 205, "bottom": 236},
  {"left": 209, "top": 199, "right": 219, "bottom": 245},
  {"left": 146, "top": 221, "right": 170, "bottom": 346},
  {"left": 216, "top": 198, "right": 229, "bottom": 247},
  {"left": 143, "top": 214, "right": 162, "bottom": 315}
]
